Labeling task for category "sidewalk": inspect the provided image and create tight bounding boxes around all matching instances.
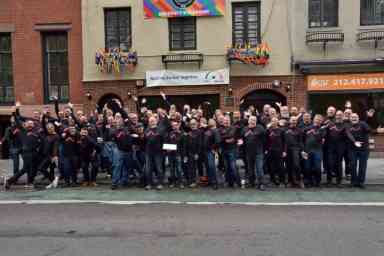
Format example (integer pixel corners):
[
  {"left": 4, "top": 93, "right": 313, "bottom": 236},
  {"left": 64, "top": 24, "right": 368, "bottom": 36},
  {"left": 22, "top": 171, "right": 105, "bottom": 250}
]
[{"left": 0, "top": 158, "right": 383, "bottom": 184}]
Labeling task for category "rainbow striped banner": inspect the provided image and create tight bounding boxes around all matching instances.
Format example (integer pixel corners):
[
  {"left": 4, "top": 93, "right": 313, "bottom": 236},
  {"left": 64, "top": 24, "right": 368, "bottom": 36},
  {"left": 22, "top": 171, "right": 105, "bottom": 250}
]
[{"left": 144, "top": 0, "right": 225, "bottom": 19}]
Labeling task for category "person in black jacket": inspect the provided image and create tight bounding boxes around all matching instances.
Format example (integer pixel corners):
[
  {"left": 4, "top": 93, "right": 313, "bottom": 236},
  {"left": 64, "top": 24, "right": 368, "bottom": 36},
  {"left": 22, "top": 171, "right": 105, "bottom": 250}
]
[
  {"left": 111, "top": 119, "right": 134, "bottom": 190},
  {"left": 220, "top": 116, "right": 241, "bottom": 188},
  {"left": 240, "top": 116, "right": 266, "bottom": 190},
  {"left": 266, "top": 117, "right": 286, "bottom": 187},
  {"left": 79, "top": 127, "right": 101, "bottom": 187},
  {"left": 1, "top": 115, "right": 22, "bottom": 176},
  {"left": 165, "top": 120, "right": 186, "bottom": 188},
  {"left": 38, "top": 121, "right": 60, "bottom": 189},
  {"left": 202, "top": 119, "right": 221, "bottom": 189},
  {"left": 5, "top": 119, "right": 42, "bottom": 190},
  {"left": 184, "top": 118, "right": 203, "bottom": 188},
  {"left": 284, "top": 116, "right": 305, "bottom": 188},
  {"left": 144, "top": 115, "right": 168, "bottom": 190},
  {"left": 325, "top": 110, "right": 350, "bottom": 186},
  {"left": 61, "top": 126, "right": 80, "bottom": 187},
  {"left": 348, "top": 113, "right": 371, "bottom": 189},
  {"left": 302, "top": 114, "right": 326, "bottom": 187}
]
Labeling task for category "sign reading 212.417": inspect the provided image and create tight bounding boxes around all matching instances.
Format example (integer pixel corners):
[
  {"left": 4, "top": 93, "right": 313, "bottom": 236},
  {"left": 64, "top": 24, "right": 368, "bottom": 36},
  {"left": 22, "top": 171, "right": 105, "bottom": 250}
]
[{"left": 144, "top": 0, "right": 225, "bottom": 19}]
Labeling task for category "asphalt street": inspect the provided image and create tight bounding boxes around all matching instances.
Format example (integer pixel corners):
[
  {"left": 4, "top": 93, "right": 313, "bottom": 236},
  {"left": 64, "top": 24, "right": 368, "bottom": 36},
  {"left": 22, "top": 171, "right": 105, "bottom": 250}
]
[{"left": 0, "top": 204, "right": 384, "bottom": 256}]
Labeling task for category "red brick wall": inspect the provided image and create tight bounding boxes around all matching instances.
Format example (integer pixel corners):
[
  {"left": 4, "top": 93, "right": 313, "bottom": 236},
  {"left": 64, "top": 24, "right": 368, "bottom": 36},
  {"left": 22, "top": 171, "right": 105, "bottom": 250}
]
[
  {"left": 231, "top": 75, "right": 306, "bottom": 109},
  {"left": 0, "top": 0, "right": 83, "bottom": 111}
]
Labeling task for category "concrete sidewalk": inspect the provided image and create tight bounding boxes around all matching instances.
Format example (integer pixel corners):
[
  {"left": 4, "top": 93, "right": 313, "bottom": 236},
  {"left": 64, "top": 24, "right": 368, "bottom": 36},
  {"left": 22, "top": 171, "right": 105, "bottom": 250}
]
[{"left": 0, "top": 158, "right": 383, "bottom": 184}]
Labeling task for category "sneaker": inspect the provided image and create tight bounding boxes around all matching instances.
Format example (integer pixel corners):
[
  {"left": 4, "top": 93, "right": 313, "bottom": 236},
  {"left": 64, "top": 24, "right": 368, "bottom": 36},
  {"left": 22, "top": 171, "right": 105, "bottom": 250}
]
[
  {"left": 169, "top": 184, "right": 175, "bottom": 189},
  {"left": 279, "top": 184, "right": 285, "bottom": 189},
  {"left": 259, "top": 184, "right": 266, "bottom": 191},
  {"left": 299, "top": 181, "right": 305, "bottom": 189},
  {"left": 145, "top": 185, "right": 152, "bottom": 190},
  {"left": 189, "top": 182, "right": 197, "bottom": 188},
  {"left": 4, "top": 179, "right": 10, "bottom": 190},
  {"left": 46, "top": 182, "right": 54, "bottom": 189},
  {"left": 24, "top": 184, "right": 35, "bottom": 189},
  {"left": 156, "top": 184, "right": 163, "bottom": 190},
  {"left": 179, "top": 184, "right": 185, "bottom": 189},
  {"left": 52, "top": 176, "right": 59, "bottom": 188}
]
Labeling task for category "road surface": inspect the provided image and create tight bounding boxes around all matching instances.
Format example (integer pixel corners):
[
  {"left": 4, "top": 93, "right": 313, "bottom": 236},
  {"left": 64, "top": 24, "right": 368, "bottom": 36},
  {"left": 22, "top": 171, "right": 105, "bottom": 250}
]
[{"left": 1, "top": 204, "right": 384, "bottom": 256}]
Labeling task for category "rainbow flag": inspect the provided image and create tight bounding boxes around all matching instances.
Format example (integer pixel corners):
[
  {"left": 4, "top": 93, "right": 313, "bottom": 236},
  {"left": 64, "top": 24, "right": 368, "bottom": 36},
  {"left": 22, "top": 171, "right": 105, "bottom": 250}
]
[{"left": 144, "top": 0, "right": 225, "bottom": 19}]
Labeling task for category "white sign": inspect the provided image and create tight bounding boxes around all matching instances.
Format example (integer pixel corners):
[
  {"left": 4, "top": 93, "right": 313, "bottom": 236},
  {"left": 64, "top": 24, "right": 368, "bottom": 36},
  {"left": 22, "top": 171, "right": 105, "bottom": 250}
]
[
  {"left": 146, "top": 69, "right": 230, "bottom": 87},
  {"left": 163, "top": 144, "right": 177, "bottom": 151}
]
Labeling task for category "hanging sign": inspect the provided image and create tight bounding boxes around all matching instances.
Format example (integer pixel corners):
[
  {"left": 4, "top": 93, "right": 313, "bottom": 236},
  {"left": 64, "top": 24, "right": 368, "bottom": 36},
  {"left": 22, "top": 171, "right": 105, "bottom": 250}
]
[
  {"left": 308, "top": 73, "right": 384, "bottom": 91},
  {"left": 146, "top": 68, "right": 229, "bottom": 87},
  {"left": 144, "top": 0, "right": 225, "bottom": 19}
]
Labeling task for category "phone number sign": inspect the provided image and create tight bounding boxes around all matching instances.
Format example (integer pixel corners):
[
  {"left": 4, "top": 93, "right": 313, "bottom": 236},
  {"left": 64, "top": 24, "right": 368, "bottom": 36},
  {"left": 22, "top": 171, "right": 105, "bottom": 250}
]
[{"left": 308, "top": 73, "right": 384, "bottom": 91}]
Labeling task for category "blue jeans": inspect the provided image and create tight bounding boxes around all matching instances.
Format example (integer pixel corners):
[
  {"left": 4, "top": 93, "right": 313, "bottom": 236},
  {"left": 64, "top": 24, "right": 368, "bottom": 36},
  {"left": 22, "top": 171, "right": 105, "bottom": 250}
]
[
  {"left": 304, "top": 151, "right": 322, "bottom": 186},
  {"left": 9, "top": 147, "right": 21, "bottom": 175},
  {"left": 246, "top": 153, "right": 264, "bottom": 185},
  {"left": 62, "top": 156, "right": 78, "bottom": 184},
  {"left": 112, "top": 151, "right": 132, "bottom": 186},
  {"left": 168, "top": 154, "right": 183, "bottom": 185},
  {"left": 223, "top": 149, "right": 240, "bottom": 187},
  {"left": 350, "top": 150, "right": 369, "bottom": 186},
  {"left": 206, "top": 150, "right": 218, "bottom": 185},
  {"left": 145, "top": 153, "right": 164, "bottom": 186}
]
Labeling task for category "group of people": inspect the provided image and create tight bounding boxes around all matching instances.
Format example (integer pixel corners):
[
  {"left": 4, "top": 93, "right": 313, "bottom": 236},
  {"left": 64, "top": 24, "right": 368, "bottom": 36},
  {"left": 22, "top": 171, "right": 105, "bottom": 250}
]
[{"left": 1, "top": 92, "right": 372, "bottom": 191}]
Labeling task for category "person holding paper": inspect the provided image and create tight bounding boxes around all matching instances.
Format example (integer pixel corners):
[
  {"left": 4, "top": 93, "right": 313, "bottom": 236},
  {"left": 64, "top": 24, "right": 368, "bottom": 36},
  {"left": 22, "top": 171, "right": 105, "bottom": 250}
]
[{"left": 165, "top": 120, "right": 187, "bottom": 189}]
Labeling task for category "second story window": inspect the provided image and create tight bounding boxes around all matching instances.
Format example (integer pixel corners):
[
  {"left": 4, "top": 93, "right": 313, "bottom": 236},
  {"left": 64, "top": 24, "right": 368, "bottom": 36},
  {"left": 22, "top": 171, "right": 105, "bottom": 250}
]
[
  {"left": 0, "top": 33, "right": 14, "bottom": 104},
  {"left": 361, "top": 0, "right": 384, "bottom": 25},
  {"left": 232, "top": 2, "right": 261, "bottom": 47},
  {"left": 169, "top": 17, "right": 197, "bottom": 51},
  {"left": 104, "top": 8, "right": 132, "bottom": 51},
  {"left": 309, "top": 0, "right": 338, "bottom": 28}
]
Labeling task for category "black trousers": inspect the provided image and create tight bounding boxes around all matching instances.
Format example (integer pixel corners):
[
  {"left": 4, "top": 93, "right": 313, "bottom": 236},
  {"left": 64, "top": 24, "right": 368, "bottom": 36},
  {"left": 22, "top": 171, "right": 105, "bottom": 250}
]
[
  {"left": 268, "top": 150, "right": 286, "bottom": 185},
  {"left": 8, "top": 152, "right": 38, "bottom": 185},
  {"left": 327, "top": 145, "right": 345, "bottom": 184},
  {"left": 286, "top": 149, "right": 302, "bottom": 185},
  {"left": 81, "top": 158, "right": 99, "bottom": 182}
]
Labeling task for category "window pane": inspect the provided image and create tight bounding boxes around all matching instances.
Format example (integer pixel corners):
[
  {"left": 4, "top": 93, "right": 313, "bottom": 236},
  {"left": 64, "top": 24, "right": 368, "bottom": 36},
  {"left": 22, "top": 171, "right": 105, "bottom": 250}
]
[
  {"left": 169, "top": 17, "right": 196, "bottom": 50},
  {"left": 232, "top": 3, "right": 260, "bottom": 47},
  {"left": 105, "top": 8, "right": 131, "bottom": 49},
  {"left": 44, "top": 33, "right": 69, "bottom": 102},
  {"left": 323, "top": 0, "right": 338, "bottom": 27},
  {"left": 361, "top": 0, "right": 384, "bottom": 25},
  {"left": 309, "top": 0, "right": 322, "bottom": 27},
  {"left": 0, "top": 34, "right": 13, "bottom": 104}
]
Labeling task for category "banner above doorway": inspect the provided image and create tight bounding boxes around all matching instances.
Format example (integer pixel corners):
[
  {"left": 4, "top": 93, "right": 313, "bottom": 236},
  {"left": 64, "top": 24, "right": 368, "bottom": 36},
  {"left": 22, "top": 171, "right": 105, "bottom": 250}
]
[
  {"left": 144, "top": 0, "right": 225, "bottom": 19},
  {"left": 146, "top": 68, "right": 229, "bottom": 87}
]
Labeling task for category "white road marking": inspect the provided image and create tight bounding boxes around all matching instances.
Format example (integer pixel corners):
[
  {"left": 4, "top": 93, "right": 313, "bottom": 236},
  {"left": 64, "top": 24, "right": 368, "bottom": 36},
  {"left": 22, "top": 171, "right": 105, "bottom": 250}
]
[{"left": 0, "top": 200, "right": 384, "bottom": 206}]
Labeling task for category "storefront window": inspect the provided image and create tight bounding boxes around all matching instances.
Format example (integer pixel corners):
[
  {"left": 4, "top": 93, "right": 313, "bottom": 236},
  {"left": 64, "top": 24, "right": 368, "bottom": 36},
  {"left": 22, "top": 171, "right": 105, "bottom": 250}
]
[{"left": 309, "top": 92, "right": 384, "bottom": 128}]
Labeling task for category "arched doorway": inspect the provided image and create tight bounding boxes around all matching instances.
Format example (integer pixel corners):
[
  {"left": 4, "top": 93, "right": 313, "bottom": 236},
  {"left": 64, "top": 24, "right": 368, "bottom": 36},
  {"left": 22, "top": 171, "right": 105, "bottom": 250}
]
[
  {"left": 241, "top": 89, "right": 287, "bottom": 112},
  {"left": 98, "top": 93, "right": 124, "bottom": 113}
]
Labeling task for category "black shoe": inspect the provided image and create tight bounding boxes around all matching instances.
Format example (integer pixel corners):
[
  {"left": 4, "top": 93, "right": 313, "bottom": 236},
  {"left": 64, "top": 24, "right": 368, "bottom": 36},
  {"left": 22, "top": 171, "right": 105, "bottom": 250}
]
[
  {"left": 111, "top": 184, "right": 118, "bottom": 190},
  {"left": 358, "top": 184, "right": 366, "bottom": 189},
  {"left": 212, "top": 184, "right": 218, "bottom": 190},
  {"left": 4, "top": 179, "right": 10, "bottom": 190},
  {"left": 335, "top": 183, "right": 343, "bottom": 188}
]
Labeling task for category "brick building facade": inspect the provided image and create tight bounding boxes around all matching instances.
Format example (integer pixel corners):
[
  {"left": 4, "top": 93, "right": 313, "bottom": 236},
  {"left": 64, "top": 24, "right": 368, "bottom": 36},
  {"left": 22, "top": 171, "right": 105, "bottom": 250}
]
[{"left": 0, "top": 0, "right": 83, "bottom": 117}]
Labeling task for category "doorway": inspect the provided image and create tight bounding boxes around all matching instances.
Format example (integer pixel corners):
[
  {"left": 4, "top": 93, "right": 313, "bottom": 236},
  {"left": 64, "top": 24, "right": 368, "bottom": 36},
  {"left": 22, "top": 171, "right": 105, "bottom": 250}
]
[{"left": 241, "top": 89, "right": 287, "bottom": 113}]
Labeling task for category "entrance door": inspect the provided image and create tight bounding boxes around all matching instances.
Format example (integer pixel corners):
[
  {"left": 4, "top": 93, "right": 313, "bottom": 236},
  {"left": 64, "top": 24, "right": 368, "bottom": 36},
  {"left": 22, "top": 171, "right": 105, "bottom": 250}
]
[
  {"left": 139, "top": 94, "right": 220, "bottom": 112},
  {"left": 241, "top": 89, "right": 286, "bottom": 112}
]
